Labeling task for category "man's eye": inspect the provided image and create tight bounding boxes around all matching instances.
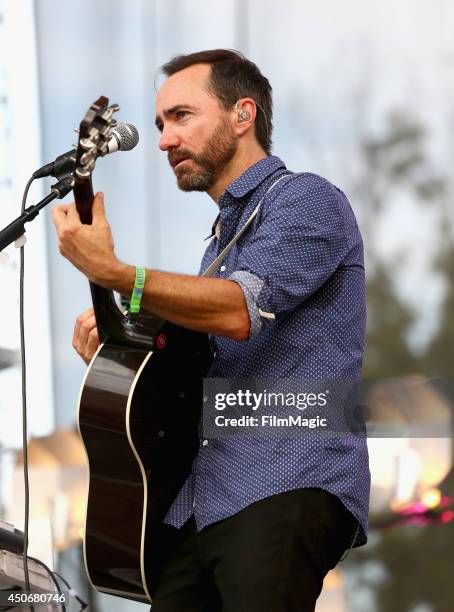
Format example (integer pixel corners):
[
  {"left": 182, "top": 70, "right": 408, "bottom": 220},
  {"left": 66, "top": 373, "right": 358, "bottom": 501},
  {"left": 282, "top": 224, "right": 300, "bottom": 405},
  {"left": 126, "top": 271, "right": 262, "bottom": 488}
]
[{"left": 176, "top": 110, "right": 188, "bottom": 120}]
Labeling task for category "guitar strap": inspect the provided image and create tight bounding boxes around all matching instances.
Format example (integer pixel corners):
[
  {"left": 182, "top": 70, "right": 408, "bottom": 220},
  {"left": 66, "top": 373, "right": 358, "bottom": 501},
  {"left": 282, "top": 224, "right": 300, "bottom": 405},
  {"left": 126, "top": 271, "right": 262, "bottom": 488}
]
[{"left": 202, "top": 172, "right": 292, "bottom": 277}]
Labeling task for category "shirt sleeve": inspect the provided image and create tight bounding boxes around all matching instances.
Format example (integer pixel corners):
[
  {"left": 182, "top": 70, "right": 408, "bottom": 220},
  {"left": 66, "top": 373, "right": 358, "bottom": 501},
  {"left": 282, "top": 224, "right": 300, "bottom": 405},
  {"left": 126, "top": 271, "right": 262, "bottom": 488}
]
[{"left": 228, "top": 174, "right": 350, "bottom": 338}]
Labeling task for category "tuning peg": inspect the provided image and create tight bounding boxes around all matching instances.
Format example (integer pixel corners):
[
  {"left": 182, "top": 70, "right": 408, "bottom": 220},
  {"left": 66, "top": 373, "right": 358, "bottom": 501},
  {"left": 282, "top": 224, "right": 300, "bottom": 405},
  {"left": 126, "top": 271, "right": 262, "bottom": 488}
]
[{"left": 73, "top": 128, "right": 80, "bottom": 133}]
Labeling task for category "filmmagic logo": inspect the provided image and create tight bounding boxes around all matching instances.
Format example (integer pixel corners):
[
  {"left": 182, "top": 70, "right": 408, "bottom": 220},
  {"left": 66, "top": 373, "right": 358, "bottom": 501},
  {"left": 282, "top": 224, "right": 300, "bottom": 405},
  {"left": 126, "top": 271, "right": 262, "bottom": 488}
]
[
  {"left": 203, "top": 379, "right": 345, "bottom": 437},
  {"left": 214, "top": 390, "right": 328, "bottom": 411},
  {"left": 214, "top": 414, "right": 328, "bottom": 428}
]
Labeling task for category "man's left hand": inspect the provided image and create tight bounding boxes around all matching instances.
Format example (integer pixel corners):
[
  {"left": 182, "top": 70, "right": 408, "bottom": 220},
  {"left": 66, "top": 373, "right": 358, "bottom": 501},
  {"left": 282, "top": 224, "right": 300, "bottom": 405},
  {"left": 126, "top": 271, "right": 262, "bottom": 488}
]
[{"left": 51, "top": 192, "right": 121, "bottom": 286}]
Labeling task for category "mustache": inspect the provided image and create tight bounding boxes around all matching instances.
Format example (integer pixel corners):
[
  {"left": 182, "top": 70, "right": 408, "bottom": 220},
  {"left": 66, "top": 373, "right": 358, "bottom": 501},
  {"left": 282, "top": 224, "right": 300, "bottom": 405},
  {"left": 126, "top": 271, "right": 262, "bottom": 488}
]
[{"left": 168, "top": 149, "right": 194, "bottom": 168}]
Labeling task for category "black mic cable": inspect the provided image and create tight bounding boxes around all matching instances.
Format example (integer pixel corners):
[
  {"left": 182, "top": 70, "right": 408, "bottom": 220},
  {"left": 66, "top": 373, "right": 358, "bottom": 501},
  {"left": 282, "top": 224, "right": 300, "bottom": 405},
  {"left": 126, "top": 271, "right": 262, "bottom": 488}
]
[
  {"left": 15, "top": 174, "right": 83, "bottom": 610},
  {"left": 17, "top": 175, "right": 72, "bottom": 610},
  {"left": 19, "top": 174, "right": 35, "bottom": 612}
]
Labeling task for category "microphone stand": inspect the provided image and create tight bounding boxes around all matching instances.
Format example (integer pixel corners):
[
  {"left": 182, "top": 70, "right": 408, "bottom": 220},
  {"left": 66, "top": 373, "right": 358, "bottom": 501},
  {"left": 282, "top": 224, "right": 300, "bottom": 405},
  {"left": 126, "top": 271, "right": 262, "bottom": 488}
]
[{"left": 0, "top": 175, "right": 74, "bottom": 253}]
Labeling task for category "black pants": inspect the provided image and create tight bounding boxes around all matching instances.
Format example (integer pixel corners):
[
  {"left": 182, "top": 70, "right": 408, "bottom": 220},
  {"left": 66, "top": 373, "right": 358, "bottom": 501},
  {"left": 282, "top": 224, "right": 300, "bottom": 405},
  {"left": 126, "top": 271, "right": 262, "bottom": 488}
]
[{"left": 151, "top": 488, "right": 358, "bottom": 612}]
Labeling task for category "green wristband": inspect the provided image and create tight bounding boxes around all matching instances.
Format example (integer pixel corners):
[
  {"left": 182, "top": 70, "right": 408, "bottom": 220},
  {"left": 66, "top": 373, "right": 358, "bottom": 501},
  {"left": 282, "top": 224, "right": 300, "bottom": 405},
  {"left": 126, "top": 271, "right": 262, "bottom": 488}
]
[{"left": 129, "top": 266, "right": 146, "bottom": 314}]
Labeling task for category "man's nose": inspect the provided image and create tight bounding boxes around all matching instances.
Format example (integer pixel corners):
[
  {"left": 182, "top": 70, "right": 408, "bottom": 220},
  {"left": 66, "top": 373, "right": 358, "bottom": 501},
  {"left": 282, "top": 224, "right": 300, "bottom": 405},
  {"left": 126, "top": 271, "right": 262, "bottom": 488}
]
[{"left": 159, "top": 125, "right": 181, "bottom": 151}]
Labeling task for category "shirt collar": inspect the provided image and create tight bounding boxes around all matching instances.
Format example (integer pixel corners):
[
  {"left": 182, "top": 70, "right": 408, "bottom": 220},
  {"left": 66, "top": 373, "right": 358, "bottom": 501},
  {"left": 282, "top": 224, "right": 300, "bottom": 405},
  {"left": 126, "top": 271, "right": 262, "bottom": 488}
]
[
  {"left": 205, "top": 213, "right": 221, "bottom": 241},
  {"left": 224, "top": 155, "right": 286, "bottom": 199},
  {"left": 205, "top": 155, "right": 286, "bottom": 240}
]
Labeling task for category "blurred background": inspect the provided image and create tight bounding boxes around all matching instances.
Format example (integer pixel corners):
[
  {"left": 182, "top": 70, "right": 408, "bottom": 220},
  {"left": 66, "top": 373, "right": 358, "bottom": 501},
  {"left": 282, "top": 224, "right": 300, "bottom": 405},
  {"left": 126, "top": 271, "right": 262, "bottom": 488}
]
[{"left": 1, "top": 0, "right": 454, "bottom": 610}]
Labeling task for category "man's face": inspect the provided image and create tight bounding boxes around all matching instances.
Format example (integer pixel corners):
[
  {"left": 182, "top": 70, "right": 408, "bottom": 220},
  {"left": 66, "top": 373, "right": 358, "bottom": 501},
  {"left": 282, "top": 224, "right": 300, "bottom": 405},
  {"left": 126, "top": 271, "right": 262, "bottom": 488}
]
[{"left": 155, "top": 64, "right": 238, "bottom": 192}]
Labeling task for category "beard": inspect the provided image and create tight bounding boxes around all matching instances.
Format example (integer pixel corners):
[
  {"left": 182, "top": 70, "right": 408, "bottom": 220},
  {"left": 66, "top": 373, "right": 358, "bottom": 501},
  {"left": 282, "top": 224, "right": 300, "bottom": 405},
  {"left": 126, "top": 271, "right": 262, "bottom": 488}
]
[{"left": 168, "top": 117, "right": 238, "bottom": 192}]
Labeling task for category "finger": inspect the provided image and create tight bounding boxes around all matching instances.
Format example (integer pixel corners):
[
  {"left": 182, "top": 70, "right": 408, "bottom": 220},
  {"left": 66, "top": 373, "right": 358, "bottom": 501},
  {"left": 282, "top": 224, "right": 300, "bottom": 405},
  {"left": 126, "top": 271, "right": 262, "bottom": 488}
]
[
  {"left": 55, "top": 203, "right": 71, "bottom": 215},
  {"left": 73, "top": 314, "right": 97, "bottom": 353},
  {"left": 85, "top": 328, "right": 100, "bottom": 361},
  {"left": 66, "top": 202, "right": 82, "bottom": 223},
  {"left": 73, "top": 308, "right": 95, "bottom": 343},
  {"left": 79, "top": 307, "right": 95, "bottom": 321},
  {"left": 51, "top": 205, "right": 70, "bottom": 229},
  {"left": 92, "top": 192, "right": 106, "bottom": 223}
]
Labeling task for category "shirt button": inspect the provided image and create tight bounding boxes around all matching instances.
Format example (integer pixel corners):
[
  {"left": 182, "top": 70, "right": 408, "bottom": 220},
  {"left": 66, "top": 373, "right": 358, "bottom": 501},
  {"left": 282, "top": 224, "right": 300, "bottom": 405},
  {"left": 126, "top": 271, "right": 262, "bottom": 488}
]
[
  {"left": 202, "top": 440, "right": 209, "bottom": 447},
  {"left": 220, "top": 265, "right": 226, "bottom": 272}
]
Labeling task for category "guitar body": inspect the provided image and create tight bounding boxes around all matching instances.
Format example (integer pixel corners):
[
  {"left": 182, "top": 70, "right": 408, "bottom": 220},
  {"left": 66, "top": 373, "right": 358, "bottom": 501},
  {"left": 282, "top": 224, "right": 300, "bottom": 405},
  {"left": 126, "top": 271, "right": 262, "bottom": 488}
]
[
  {"left": 71, "top": 97, "right": 212, "bottom": 602},
  {"left": 78, "top": 322, "right": 211, "bottom": 602}
]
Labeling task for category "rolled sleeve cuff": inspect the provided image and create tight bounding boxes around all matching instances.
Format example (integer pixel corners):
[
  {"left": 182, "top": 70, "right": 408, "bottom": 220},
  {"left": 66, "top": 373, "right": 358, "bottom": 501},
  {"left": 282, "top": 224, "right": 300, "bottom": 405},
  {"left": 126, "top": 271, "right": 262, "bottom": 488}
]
[{"left": 228, "top": 270, "right": 275, "bottom": 338}]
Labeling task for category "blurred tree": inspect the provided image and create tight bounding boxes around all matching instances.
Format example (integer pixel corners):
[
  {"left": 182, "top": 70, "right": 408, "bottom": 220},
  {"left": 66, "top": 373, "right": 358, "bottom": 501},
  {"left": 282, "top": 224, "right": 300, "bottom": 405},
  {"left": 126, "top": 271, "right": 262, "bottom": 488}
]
[
  {"left": 364, "top": 262, "right": 417, "bottom": 377},
  {"left": 353, "top": 111, "right": 445, "bottom": 377},
  {"left": 421, "top": 222, "right": 454, "bottom": 377},
  {"left": 347, "top": 520, "right": 454, "bottom": 612},
  {"left": 342, "top": 110, "right": 454, "bottom": 612}
]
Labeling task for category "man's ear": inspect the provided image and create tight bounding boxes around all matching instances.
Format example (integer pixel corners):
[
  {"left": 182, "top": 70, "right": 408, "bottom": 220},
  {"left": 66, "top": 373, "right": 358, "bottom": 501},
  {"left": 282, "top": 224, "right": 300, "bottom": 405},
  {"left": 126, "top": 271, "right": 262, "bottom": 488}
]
[{"left": 232, "top": 98, "right": 256, "bottom": 136}]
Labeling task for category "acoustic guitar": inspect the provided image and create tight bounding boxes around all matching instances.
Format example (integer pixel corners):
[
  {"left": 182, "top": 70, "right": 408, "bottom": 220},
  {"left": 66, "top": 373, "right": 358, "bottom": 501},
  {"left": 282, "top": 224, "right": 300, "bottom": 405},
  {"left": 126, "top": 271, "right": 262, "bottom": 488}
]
[{"left": 74, "top": 97, "right": 212, "bottom": 602}]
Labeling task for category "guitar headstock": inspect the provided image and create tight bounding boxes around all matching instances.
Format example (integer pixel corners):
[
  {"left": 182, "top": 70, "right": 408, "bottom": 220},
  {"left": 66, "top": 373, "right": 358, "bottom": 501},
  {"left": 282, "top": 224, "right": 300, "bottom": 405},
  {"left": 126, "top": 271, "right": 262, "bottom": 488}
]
[{"left": 74, "top": 96, "right": 119, "bottom": 179}]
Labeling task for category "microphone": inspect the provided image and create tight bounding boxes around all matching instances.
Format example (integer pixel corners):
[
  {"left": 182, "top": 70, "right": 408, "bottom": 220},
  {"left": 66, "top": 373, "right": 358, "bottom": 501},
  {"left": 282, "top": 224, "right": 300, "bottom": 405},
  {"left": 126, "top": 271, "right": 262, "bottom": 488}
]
[
  {"left": 108, "top": 122, "right": 139, "bottom": 153},
  {"left": 33, "top": 122, "right": 139, "bottom": 179}
]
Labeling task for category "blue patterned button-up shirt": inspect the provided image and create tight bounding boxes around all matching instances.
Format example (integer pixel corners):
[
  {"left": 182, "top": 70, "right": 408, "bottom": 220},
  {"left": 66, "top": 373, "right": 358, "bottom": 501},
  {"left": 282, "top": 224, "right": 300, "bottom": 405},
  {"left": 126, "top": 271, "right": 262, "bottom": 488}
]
[{"left": 164, "top": 155, "right": 370, "bottom": 547}]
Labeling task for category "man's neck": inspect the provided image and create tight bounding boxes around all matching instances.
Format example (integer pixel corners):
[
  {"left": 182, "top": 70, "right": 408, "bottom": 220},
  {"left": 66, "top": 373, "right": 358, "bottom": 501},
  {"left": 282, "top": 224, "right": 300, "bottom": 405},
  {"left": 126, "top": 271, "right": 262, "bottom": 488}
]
[{"left": 207, "top": 147, "right": 268, "bottom": 203}]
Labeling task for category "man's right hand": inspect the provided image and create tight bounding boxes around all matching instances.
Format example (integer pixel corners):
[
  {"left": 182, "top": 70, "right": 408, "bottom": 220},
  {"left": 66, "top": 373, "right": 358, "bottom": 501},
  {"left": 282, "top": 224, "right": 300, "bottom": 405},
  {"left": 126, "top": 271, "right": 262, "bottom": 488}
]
[{"left": 73, "top": 307, "right": 100, "bottom": 365}]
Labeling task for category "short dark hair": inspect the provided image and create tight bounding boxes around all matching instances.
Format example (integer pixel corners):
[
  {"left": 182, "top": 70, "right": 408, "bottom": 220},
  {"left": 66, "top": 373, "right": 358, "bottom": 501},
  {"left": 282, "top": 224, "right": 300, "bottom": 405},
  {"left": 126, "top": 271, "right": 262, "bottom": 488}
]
[{"left": 160, "top": 49, "right": 273, "bottom": 154}]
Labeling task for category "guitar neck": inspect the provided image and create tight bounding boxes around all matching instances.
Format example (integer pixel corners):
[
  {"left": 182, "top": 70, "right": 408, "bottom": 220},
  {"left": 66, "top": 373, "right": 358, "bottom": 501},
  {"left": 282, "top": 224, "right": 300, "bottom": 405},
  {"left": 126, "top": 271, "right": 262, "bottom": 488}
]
[{"left": 73, "top": 176, "right": 162, "bottom": 350}]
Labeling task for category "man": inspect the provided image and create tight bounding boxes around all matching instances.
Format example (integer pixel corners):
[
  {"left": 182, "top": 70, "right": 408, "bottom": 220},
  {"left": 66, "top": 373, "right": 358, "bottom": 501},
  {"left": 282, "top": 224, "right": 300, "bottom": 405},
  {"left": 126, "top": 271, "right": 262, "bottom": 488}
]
[{"left": 52, "top": 49, "right": 370, "bottom": 611}]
